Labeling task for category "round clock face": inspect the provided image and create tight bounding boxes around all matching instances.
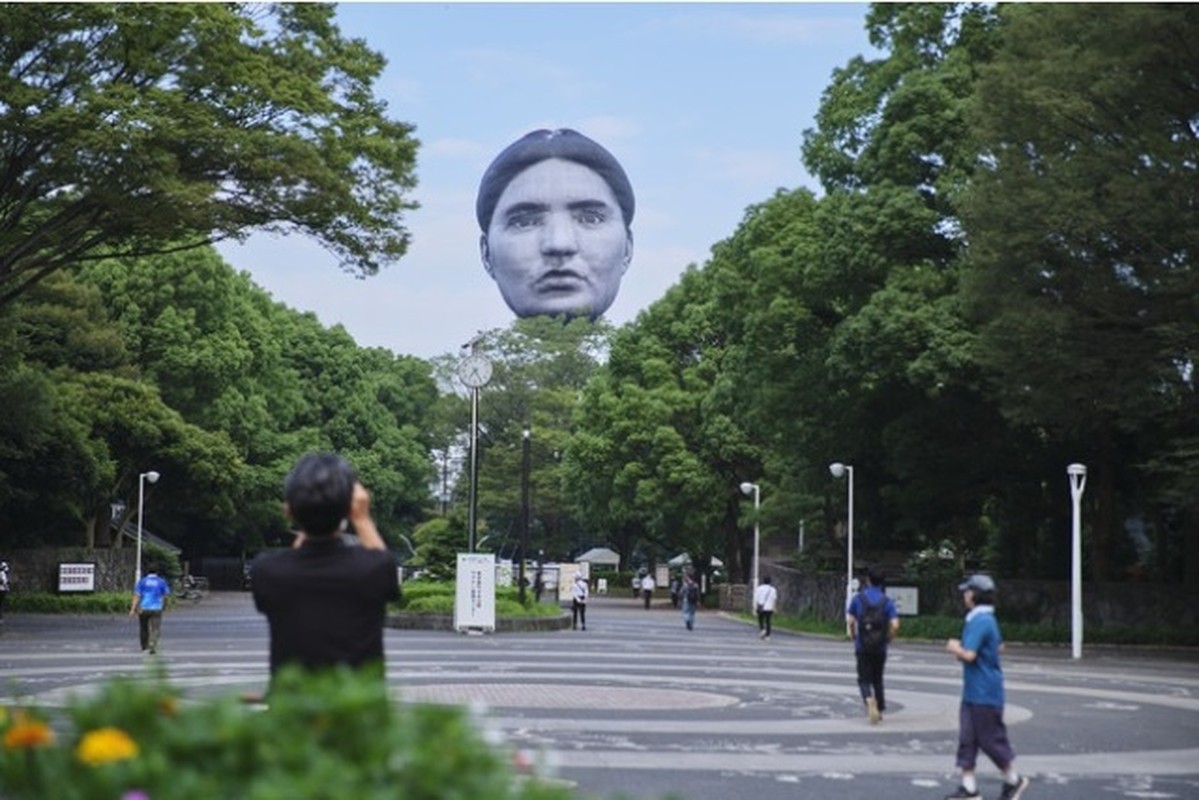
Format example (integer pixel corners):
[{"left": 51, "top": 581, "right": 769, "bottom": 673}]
[{"left": 457, "top": 354, "right": 493, "bottom": 388}]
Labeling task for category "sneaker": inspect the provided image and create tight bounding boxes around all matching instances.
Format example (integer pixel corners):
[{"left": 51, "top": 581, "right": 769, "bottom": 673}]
[
  {"left": 944, "top": 787, "right": 982, "bottom": 800},
  {"left": 759, "top": 630, "right": 767, "bottom": 639},
  {"left": 866, "top": 696, "right": 880, "bottom": 725},
  {"left": 998, "top": 776, "right": 1030, "bottom": 799}
]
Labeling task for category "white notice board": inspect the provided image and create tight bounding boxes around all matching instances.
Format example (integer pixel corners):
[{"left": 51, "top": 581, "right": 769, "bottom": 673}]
[
  {"left": 889, "top": 586, "right": 919, "bottom": 617},
  {"left": 454, "top": 553, "right": 496, "bottom": 632}
]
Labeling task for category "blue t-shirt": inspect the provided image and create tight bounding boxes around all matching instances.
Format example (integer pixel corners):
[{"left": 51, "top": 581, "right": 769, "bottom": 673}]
[
  {"left": 960, "top": 605, "right": 1004, "bottom": 707},
  {"left": 847, "top": 586, "right": 898, "bottom": 654},
  {"left": 135, "top": 574, "right": 171, "bottom": 612}
]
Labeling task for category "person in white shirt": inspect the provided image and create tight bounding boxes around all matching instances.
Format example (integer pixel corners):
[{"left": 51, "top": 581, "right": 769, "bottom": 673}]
[
  {"left": 753, "top": 575, "right": 779, "bottom": 639},
  {"left": 571, "top": 573, "right": 589, "bottom": 631},
  {"left": 640, "top": 573, "right": 656, "bottom": 609}
]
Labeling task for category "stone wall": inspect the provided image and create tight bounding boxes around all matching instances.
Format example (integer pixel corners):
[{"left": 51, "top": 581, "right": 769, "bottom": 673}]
[
  {"left": 2, "top": 548, "right": 137, "bottom": 593},
  {"left": 752, "top": 561, "right": 1199, "bottom": 629}
]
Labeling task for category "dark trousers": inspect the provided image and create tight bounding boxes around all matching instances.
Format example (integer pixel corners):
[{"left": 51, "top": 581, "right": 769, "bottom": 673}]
[
  {"left": 956, "top": 702, "right": 1016, "bottom": 771},
  {"left": 138, "top": 610, "right": 163, "bottom": 651},
  {"left": 572, "top": 600, "right": 586, "bottom": 629},
  {"left": 642, "top": 590, "right": 653, "bottom": 609},
  {"left": 855, "top": 649, "right": 887, "bottom": 711},
  {"left": 757, "top": 609, "right": 773, "bottom": 636}
]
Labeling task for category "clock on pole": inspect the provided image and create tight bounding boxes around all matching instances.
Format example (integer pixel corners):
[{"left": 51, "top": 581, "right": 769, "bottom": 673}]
[{"left": 457, "top": 354, "right": 492, "bottom": 388}]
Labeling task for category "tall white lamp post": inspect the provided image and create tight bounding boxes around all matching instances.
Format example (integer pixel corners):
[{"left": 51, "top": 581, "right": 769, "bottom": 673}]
[
  {"left": 1067, "top": 463, "right": 1087, "bottom": 660},
  {"left": 829, "top": 462, "right": 855, "bottom": 622},
  {"left": 739, "top": 481, "right": 761, "bottom": 591},
  {"left": 135, "top": 470, "right": 161, "bottom": 583}
]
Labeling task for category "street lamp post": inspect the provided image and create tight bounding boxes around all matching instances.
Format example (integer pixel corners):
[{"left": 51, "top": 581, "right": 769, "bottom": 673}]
[
  {"left": 829, "top": 462, "right": 854, "bottom": 623},
  {"left": 739, "top": 482, "right": 760, "bottom": 591},
  {"left": 1068, "top": 463, "right": 1087, "bottom": 660},
  {"left": 135, "top": 470, "right": 161, "bottom": 583},
  {"left": 520, "top": 428, "right": 531, "bottom": 605}
]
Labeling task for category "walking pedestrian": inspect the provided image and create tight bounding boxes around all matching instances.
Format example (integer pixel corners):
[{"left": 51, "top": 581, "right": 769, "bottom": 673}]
[
  {"left": 640, "top": 572, "right": 656, "bottom": 609},
  {"left": 533, "top": 567, "right": 545, "bottom": 603},
  {"left": 846, "top": 567, "right": 899, "bottom": 724},
  {"left": 129, "top": 570, "right": 171, "bottom": 654},
  {"left": 944, "top": 574, "right": 1030, "bottom": 800},
  {"left": 753, "top": 575, "right": 778, "bottom": 639},
  {"left": 571, "top": 572, "right": 589, "bottom": 630},
  {"left": 0, "top": 561, "right": 10, "bottom": 622},
  {"left": 680, "top": 574, "right": 700, "bottom": 631}
]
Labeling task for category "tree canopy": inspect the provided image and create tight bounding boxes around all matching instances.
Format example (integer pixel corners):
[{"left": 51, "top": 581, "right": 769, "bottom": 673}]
[{"left": 0, "top": 3, "right": 419, "bottom": 307}]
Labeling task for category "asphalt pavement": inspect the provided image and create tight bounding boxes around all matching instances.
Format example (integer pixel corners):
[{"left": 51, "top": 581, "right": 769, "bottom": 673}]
[{"left": 2, "top": 591, "right": 1197, "bottom": 800}]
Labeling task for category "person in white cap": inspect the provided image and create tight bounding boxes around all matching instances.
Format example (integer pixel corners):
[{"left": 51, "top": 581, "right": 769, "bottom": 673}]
[
  {"left": 571, "top": 573, "right": 589, "bottom": 631},
  {"left": 944, "top": 574, "right": 1030, "bottom": 800}
]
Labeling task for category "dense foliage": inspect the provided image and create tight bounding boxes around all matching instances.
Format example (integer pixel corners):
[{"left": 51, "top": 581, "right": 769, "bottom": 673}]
[
  {"left": 0, "top": 247, "right": 437, "bottom": 558},
  {"left": 557, "top": 3, "right": 1198, "bottom": 585},
  {"left": 2, "top": 3, "right": 1194, "bottom": 600},
  {"left": 0, "top": 668, "right": 573, "bottom": 799},
  {"left": 0, "top": 3, "right": 419, "bottom": 307}
]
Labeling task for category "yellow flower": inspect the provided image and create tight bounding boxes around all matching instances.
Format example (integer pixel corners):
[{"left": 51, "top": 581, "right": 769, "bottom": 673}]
[
  {"left": 76, "top": 727, "right": 139, "bottom": 766},
  {"left": 4, "top": 717, "right": 55, "bottom": 750}
]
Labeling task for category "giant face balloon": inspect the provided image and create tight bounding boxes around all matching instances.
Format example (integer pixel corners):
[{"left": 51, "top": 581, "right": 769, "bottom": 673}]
[{"left": 477, "top": 129, "right": 634, "bottom": 320}]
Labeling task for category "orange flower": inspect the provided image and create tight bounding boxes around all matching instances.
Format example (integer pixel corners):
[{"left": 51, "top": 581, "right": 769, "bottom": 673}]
[
  {"left": 76, "top": 726, "right": 139, "bottom": 766},
  {"left": 4, "top": 717, "right": 54, "bottom": 749}
]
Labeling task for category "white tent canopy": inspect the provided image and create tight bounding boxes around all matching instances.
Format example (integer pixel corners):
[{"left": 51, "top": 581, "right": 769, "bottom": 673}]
[
  {"left": 576, "top": 547, "right": 621, "bottom": 568},
  {"left": 668, "top": 552, "right": 724, "bottom": 567}
]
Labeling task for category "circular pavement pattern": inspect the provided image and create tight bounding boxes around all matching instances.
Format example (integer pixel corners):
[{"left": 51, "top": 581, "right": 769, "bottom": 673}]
[{"left": 401, "top": 682, "right": 741, "bottom": 710}]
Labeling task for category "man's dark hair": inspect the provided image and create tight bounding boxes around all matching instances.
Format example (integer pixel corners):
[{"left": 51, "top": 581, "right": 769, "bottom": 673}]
[
  {"left": 284, "top": 453, "right": 355, "bottom": 537},
  {"left": 867, "top": 567, "right": 886, "bottom": 589}
]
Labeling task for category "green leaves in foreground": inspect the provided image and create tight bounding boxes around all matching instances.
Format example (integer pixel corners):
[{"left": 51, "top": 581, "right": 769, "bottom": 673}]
[{"left": 0, "top": 667, "right": 574, "bottom": 800}]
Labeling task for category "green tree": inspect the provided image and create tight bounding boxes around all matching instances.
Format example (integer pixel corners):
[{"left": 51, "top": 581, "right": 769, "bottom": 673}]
[
  {"left": 466, "top": 317, "right": 611, "bottom": 561},
  {"left": 566, "top": 268, "right": 753, "bottom": 581},
  {"left": 959, "top": 3, "right": 1199, "bottom": 580},
  {"left": 0, "top": 3, "right": 419, "bottom": 307}
]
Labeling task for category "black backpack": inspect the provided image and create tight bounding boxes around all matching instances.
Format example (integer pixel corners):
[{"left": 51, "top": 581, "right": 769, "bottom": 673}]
[{"left": 859, "top": 593, "right": 890, "bottom": 654}]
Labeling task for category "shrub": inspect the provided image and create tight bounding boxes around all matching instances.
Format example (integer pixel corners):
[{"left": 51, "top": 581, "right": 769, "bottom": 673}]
[
  {"left": 403, "top": 595, "right": 456, "bottom": 615},
  {"left": 398, "top": 580, "right": 454, "bottom": 604},
  {"left": 0, "top": 667, "right": 574, "bottom": 800},
  {"left": 8, "top": 592, "right": 131, "bottom": 614}
]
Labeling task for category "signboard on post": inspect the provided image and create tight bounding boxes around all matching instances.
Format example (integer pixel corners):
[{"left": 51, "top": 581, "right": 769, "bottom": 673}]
[
  {"left": 556, "top": 562, "right": 588, "bottom": 602},
  {"left": 889, "top": 586, "right": 919, "bottom": 617},
  {"left": 454, "top": 552, "right": 496, "bottom": 633},
  {"left": 58, "top": 562, "right": 96, "bottom": 593}
]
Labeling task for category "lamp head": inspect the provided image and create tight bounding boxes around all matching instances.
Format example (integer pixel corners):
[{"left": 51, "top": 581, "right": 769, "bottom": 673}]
[
  {"left": 145, "top": 471, "right": 161, "bottom": 484},
  {"left": 739, "top": 481, "right": 756, "bottom": 497},
  {"left": 829, "top": 462, "right": 846, "bottom": 479},
  {"left": 1066, "top": 463, "right": 1087, "bottom": 478}
]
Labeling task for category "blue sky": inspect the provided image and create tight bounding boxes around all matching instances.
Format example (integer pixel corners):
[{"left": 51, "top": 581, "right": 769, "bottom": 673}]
[{"left": 216, "top": 3, "right": 878, "bottom": 360}]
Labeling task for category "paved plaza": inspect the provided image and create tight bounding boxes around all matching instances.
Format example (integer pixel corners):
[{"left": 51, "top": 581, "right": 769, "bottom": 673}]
[{"left": 2, "top": 591, "right": 1197, "bottom": 799}]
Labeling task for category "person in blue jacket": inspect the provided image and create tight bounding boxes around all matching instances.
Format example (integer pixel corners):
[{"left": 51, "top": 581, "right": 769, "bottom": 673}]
[
  {"left": 846, "top": 566, "right": 899, "bottom": 724},
  {"left": 129, "top": 570, "right": 171, "bottom": 654},
  {"left": 944, "top": 574, "right": 1030, "bottom": 800}
]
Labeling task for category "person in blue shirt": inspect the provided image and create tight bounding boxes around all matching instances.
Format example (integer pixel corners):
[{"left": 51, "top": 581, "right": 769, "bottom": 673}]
[
  {"left": 846, "top": 566, "right": 899, "bottom": 724},
  {"left": 129, "top": 570, "right": 171, "bottom": 654},
  {"left": 944, "top": 574, "right": 1030, "bottom": 800}
]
